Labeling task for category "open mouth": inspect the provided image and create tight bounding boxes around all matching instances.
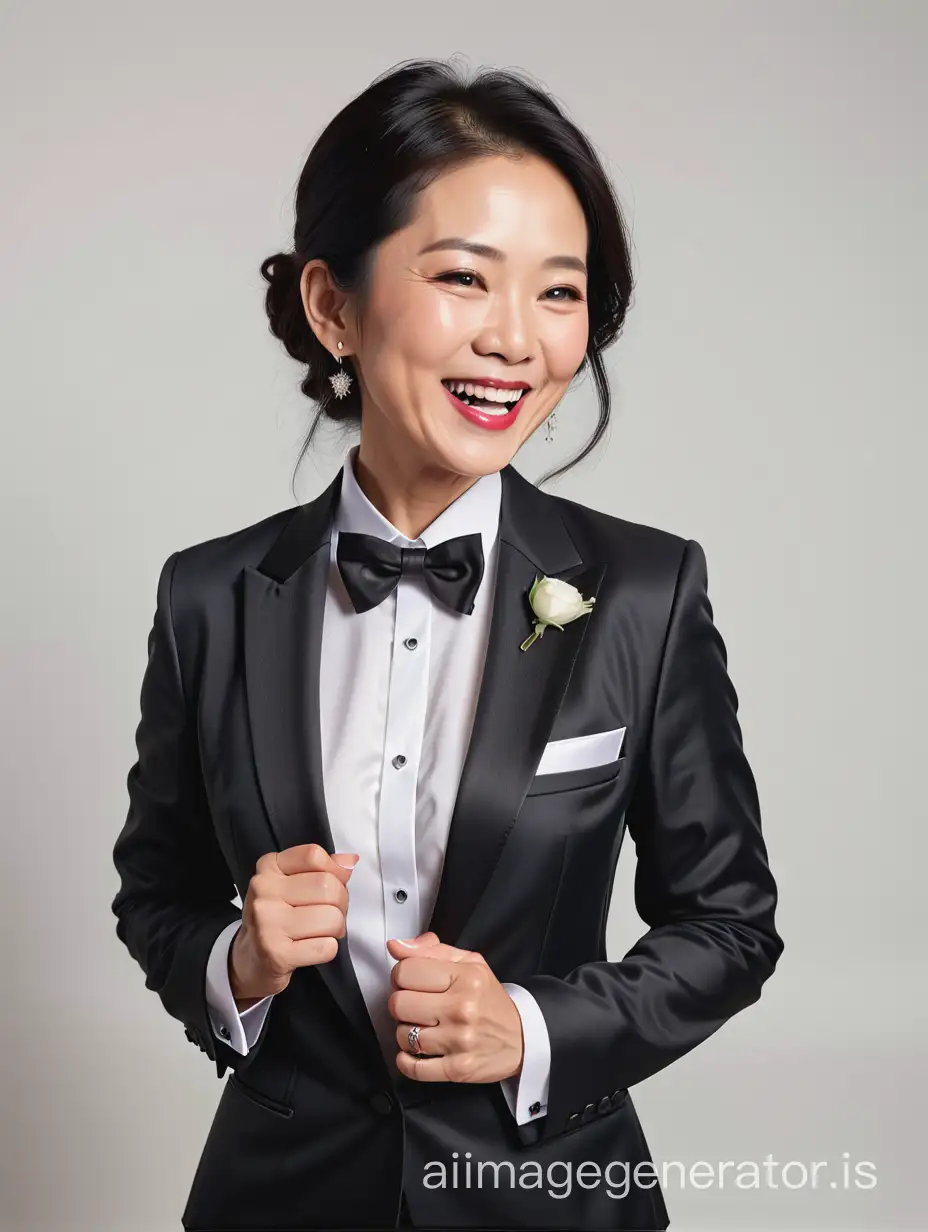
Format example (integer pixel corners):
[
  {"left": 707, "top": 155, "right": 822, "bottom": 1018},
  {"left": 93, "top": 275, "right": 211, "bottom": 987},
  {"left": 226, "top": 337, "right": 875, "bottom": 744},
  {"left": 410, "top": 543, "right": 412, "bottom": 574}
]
[{"left": 440, "top": 378, "right": 530, "bottom": 416}]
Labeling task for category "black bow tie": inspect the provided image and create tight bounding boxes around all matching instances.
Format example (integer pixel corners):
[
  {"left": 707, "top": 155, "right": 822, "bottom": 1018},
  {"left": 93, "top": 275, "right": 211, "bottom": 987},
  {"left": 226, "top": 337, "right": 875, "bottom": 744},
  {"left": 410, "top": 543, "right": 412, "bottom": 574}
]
[{"left": 335, "top": 530, "right": 485, "bottom": 615}]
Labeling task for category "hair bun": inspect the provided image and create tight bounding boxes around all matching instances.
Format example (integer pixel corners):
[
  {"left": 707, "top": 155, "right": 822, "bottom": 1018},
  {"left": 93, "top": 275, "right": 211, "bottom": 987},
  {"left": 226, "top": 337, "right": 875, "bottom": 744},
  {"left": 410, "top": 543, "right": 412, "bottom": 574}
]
[{"left": 260, "top": 251, "right": 313, "bottom": 363}]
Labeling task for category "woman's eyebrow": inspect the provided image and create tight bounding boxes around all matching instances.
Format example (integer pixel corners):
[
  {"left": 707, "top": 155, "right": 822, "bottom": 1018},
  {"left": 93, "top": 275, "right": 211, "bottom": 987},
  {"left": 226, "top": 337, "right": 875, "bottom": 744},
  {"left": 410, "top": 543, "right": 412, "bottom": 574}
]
[{"left": 418, "top": 237, "right": 587, "bottom": 276}]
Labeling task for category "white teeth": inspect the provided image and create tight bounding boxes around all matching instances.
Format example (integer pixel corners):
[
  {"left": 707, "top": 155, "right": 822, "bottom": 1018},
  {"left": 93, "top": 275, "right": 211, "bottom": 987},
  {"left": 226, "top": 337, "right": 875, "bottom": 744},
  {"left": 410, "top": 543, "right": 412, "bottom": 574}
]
[{"left": 443, "top": 379, "right": 525, "bottom": 403}]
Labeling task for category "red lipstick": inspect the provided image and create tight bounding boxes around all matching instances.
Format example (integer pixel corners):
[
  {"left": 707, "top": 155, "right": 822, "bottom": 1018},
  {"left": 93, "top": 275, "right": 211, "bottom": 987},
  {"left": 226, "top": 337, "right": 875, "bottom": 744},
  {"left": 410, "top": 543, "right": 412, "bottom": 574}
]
[{"left": 442, "top": 384, "right": 528, "bottom": 432}]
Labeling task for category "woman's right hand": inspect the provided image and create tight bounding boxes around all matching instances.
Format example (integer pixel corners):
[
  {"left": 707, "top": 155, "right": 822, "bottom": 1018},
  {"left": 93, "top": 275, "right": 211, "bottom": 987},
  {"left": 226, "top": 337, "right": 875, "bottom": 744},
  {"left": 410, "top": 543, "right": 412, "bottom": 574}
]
[{"left": 229, "top": 842, "right": 359, "bottom": 1004}]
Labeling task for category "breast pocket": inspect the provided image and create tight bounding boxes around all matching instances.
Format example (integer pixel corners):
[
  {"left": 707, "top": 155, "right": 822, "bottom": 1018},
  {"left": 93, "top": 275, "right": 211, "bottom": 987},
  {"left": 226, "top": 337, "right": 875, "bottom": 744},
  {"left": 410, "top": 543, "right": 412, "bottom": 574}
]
[{"left": 525, "top": 726, "right": 628, "bottom": 797}]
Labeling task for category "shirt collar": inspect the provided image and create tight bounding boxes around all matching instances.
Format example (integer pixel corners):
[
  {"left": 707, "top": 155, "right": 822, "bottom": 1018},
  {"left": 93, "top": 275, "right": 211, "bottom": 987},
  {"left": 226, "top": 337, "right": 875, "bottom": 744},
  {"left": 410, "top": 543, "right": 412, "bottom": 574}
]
[{"left": 334, "top": 443, "right": 501, "bottom": 556}]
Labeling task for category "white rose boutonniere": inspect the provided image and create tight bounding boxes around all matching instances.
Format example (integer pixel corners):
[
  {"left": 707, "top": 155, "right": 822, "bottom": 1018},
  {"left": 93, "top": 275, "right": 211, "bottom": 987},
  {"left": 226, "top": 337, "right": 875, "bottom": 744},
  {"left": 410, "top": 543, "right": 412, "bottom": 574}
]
[{"left": 520, "top": 575, "right": 596, "bottom": 652}]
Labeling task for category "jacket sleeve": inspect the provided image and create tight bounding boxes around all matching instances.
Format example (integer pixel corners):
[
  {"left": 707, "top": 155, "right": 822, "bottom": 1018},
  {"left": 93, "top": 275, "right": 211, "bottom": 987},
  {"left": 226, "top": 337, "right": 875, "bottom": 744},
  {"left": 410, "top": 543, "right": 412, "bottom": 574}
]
[
  {"left": 519, "top": 538, "right": 784, "bottom": 1143},
  {"left": 111, "top": 551, "right": 270, "bottom": 1079}
]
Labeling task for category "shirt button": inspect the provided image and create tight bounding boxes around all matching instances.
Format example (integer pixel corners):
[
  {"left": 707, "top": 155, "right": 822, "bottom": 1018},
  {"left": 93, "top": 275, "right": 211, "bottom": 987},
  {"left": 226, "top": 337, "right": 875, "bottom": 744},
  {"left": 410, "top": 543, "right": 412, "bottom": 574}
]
[
  {"left": 394, "top": 888, "right": 408, "bottom": 903},
  {"left": 404, "top": 636, "right": 418, "bottom": 650},
  {"left": 392, "top": 754, "right": 406, "bottom": 768}
]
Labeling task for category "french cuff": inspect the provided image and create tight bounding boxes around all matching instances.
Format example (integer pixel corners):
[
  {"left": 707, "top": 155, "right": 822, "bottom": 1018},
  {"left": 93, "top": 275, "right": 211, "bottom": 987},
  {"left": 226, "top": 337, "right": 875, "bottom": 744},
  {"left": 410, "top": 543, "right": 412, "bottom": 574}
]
[
  {"left": 498, "top": 981, "right": 551, "bottom": 1125},
  {"left": 205, "top": 919, "right": 273, "bottom": 1055}
]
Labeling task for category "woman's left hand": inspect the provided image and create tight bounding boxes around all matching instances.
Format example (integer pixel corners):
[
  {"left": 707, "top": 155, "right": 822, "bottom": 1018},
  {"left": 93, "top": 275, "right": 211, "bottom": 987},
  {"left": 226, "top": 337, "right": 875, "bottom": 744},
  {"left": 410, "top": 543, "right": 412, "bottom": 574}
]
[{"left": 385, "top": 933, "right": 524, "bottom": 1083}]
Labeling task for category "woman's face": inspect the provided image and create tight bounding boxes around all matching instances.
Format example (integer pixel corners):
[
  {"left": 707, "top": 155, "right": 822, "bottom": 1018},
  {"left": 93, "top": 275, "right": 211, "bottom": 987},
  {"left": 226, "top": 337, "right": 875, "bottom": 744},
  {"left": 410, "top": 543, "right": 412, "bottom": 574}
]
[{"left": 310, "top": 153, "right": 590, "bottom": 481}]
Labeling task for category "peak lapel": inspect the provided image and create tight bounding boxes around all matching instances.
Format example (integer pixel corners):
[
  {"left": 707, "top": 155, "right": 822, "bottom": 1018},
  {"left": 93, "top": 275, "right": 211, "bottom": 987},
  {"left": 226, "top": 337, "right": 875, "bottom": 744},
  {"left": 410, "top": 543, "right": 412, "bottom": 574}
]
[
  {"left": 243, "top": 467, "right": 383, "bottom": 1063},
  {"left": 427, "top": 465, "right": 607, "bottom": 948}
]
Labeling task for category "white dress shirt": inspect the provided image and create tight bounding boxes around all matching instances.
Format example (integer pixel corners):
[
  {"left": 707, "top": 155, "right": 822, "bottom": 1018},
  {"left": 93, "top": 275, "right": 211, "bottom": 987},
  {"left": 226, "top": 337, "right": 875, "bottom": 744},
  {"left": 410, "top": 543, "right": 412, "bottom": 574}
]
[{"left": 204, "top": 444, "right": 551, "bottom": 1125}]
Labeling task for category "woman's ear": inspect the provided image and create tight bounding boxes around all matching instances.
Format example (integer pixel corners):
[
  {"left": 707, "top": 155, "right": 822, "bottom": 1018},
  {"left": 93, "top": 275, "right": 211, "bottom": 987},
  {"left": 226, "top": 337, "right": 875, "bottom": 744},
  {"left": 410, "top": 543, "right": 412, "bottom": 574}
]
[{"left": 299, "top": 258, "right": 354, "bottom": 355}]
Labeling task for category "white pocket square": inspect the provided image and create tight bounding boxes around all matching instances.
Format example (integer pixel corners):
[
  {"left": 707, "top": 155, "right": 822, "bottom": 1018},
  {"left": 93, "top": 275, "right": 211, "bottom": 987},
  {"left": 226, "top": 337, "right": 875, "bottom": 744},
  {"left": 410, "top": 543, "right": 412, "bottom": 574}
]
[{"left": 535, "top": 726, "right": 626, "bottom": 776}]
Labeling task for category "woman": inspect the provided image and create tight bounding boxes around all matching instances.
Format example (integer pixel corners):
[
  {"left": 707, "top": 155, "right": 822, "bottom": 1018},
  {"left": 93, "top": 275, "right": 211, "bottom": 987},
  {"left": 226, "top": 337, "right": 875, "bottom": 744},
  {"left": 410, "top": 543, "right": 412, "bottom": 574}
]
[{"left": 112, "top": 59, "right": 782, "bottom": 1232}]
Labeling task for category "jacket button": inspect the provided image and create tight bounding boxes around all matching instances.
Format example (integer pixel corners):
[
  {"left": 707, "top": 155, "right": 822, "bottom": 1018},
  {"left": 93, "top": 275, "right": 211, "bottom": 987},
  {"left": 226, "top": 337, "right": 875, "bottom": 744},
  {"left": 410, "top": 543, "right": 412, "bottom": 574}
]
[
  {"left": 565, "top": 1112, "right": 580, "bottom": 1129},
  {"left": 580, "top": 1102, "right": 596, "bottom": 1123},
  {"left": 369, "top": 1091, "right": 394, "bottom": 1115},
  {"left": 597, "top": 1095, "right": 612, "bottom": 1114},
  {"left": 610, "top": 1089, "right": 627, "bottom": 1108}
]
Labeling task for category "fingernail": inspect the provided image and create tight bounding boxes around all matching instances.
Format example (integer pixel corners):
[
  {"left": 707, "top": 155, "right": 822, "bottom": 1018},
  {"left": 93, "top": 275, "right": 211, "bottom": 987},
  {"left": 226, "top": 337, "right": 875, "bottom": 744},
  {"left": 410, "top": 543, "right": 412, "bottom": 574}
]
[
  {"left": 396, "top": 937, "right": 421, "bottom": 946},
  {"left": 333, "top": 854, "right": 359, "bottom": 868}
]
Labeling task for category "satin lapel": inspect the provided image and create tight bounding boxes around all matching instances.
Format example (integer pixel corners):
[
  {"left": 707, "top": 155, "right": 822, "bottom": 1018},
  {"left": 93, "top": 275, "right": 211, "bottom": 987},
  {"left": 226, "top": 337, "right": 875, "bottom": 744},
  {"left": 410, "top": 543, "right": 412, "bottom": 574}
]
[
  {"left": 427, "top": 465, "right": 607, "bottom": 948},
  {"left": 243, "top": 467, "right": 383, "bottom": 1062}
]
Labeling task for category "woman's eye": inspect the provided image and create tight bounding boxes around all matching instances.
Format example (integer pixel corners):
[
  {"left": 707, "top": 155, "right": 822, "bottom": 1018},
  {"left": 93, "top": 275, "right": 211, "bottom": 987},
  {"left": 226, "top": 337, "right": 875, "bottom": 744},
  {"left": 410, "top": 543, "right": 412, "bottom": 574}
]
[
  {"left": 435, "top": 270, "right": 483, "bottom": 289},
  {"left": 435, "top": 272, "right": 584, "bottom": 302}
]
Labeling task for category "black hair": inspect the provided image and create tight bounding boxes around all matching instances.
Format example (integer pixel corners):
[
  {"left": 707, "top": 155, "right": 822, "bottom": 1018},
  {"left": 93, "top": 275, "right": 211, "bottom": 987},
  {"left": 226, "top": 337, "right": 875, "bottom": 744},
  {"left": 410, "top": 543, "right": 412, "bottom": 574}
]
[{"left": 260, "top": 57, "right": 635, "bottom": 492}]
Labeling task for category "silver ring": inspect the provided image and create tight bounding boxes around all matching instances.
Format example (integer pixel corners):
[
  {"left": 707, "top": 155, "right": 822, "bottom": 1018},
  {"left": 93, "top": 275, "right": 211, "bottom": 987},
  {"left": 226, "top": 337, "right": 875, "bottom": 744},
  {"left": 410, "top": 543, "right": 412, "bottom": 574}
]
[{"left": 407, "top": 1025, "right": 423, "bottom": 1055}]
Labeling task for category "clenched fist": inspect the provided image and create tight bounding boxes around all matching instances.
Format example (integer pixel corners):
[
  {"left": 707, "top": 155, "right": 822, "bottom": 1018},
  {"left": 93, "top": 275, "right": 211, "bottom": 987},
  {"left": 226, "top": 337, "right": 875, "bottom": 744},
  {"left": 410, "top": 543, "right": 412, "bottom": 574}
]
[{"left": 229, "top": 842, "right": 359, "bottom": 1007}]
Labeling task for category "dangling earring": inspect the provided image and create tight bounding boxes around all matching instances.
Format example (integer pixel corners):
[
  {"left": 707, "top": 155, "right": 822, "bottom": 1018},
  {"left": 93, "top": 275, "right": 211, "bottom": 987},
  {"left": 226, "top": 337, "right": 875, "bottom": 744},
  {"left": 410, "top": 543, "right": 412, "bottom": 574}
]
[
  {"left": 328, "top": 340, "right": 353, "bottom": 400},
  {"left": 544, "top": 410, "right": 558, "bottom": 442}
]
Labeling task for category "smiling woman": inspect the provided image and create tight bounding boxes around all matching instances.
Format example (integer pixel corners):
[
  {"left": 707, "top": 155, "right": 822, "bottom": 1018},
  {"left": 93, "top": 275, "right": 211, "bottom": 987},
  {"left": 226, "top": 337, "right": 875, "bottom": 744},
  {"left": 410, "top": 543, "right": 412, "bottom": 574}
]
[
  {"left": 114, "top": 55, "right": 781, "bottom": 1232},
  {"left": 260, "top": 58, "right": 634, "bottom": 498},
  {"left": 299, "top": 144, "right": 590, "bottom": 474}
]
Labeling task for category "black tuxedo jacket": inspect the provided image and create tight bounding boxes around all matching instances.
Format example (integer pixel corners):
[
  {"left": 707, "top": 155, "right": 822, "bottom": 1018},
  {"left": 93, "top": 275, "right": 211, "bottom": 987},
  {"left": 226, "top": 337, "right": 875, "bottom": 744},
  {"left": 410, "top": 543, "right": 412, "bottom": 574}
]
[{"left": 112, "top": 460, "right": 782, "bottom": 1231}]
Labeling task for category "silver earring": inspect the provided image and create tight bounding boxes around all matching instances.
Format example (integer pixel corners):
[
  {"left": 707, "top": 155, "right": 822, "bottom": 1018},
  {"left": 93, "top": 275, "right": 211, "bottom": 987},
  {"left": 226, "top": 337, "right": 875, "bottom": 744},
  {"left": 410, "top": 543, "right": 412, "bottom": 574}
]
[
  {"left": 329, "top": 341, "right": 353, "bottom": 400},
  {"left": 544, "top": 410, "right": 558, "bottom": 442}
]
